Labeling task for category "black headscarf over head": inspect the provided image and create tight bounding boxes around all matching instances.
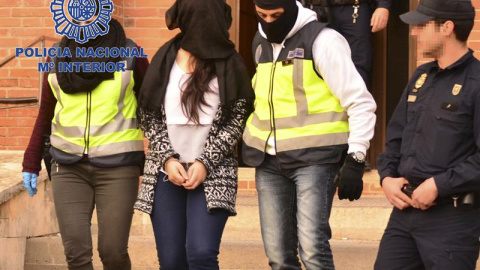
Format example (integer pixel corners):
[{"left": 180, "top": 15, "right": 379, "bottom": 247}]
[
  {"left": 166, "top": 0, "right": 235, "bottom": 59},
  {"left": 138, "top": 0, "right": 254, "bottom": 114},
  {"left": 253, "top": 0, "right": 298, "bottom": 44}
]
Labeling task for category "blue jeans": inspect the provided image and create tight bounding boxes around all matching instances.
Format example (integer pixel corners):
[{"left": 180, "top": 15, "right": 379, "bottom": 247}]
[
  {"left": 150, "top": 172, "right": 229, "bottom": 270},
  {"left": 256, "top": 155, "right": 339, "bottom": 270}
]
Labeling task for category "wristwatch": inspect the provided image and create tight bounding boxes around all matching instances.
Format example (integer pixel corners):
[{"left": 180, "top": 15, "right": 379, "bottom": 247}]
[{"left": 349, "top": 151, "right": 366, "bottom": 163}]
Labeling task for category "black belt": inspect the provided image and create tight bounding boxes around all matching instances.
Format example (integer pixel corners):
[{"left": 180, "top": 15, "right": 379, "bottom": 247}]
[{"left": 402, "top": 183, "right": 475, "bottom": 207}]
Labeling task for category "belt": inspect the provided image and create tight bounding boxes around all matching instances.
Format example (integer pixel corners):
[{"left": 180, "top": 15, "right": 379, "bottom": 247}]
[
  {"left": 402, "top": 184, "right": 475, "bottom": 207},
  {"left": 331, "top": 0, "right": 369, "bottom": 6}
]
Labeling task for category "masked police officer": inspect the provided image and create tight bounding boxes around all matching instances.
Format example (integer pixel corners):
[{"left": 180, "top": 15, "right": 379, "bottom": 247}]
[
  {"left": 376, "top": 0, "right": 480, "bottom": 269},
  {"left": 243, "top": 0, "right": 377, "bottom": 268}
]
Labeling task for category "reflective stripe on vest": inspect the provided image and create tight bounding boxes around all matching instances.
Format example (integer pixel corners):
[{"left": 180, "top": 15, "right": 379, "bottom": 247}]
[
  {"left": 49, "top": 69, "right": 144, "bottom": 158},
  {"left": 243, "top": 58, "right": 349, "bottom": 153}
]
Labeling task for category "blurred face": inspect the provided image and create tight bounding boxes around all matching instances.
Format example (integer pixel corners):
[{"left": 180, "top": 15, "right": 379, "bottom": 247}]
[
  {"left": 411, "top": 21, "right": 445, "bottom": 59},
  {"left": 255, "top": 6, "right": 285, "bottom": 23}
]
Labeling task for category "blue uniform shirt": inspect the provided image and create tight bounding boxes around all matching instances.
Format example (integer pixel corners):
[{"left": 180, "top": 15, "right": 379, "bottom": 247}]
[{"left": 378, "top": 50, "right": 480, "bottom": 198}]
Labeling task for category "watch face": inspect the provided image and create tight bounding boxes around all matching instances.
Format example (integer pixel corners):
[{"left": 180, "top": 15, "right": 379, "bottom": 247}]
[{"left": 352, "top": 152, "right": 365, "bottom": 162}]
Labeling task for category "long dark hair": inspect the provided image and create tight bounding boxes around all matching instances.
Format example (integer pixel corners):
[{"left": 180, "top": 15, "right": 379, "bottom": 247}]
[{"left": 180, "top": 56, "right": 217, "bottom": 125}]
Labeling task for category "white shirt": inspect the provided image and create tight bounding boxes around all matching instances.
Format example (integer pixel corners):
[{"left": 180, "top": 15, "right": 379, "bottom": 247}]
[{"left": 164, "top": 61, "right": 220, "bottom": 162}]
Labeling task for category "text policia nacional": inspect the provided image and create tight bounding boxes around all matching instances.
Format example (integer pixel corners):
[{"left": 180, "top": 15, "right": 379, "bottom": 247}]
[{"left": 15, "top": 46, "right": 148, "bottom": 72}]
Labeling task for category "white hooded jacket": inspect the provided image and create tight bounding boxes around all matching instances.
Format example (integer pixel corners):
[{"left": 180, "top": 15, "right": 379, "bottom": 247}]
[{"left": 258, "top": 1, "right": 377, "bottom": 156}]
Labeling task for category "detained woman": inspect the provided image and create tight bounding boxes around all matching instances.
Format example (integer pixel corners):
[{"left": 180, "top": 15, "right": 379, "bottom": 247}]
[{"left": 133, "top": 0, "right": 254, "bottom": 269}]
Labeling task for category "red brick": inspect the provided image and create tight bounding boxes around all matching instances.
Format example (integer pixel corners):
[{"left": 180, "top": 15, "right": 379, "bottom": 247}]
[
  {"left": 7, "top": 89, "right": 39, "bottom": 98},
  {"left": 43, "top": 18, "right": 56, "bottom": 28},
  {"left": 0, "top": 79, "right": 18, "bottom": 87},
  {"left": 0, "top": 38, "right": 22, "bottom": 50},
  {"left": 7, "top": 107, "right": 39, "bottom": 117},
  {"left": 8, "top": 146, "right": 27, "bottom": 150},
  {"left": 0, "top": 18, "right": 21, "bottom": 27},
  {"left": 124, "top": 28, "right": 168, "bottom": 38},
  {"left": 124, "top": 18, "right": 135, "bottom": 27},
  {"left": 2, "top": 137, "right": 19, "bottom": 146},
  {"left": 12, "top": 28, "right": 53, "bottom": 38},
  {"left": 12, "top": 8, "right": 52, "bottom": 17},
  {"left": 22, "top": 18, "right": 44, "bottom": 27},
  {"left": 17, "top": 137, "right": 32, "bottom": 148},
  {"left": 8, "top": 127, "right": 34, "bottom": 137},
  {"left": 0, "top": 127, "right": 6, "bottom": 137},
  {"left": 23, "top": 0, "right": 46, "bottom": 7},
  {"left": 136, "top": 0, "right": 167, "bottom": 8},
  {"left": 10, "top": 69, "right": 39, "bottom": 78},
  {"left": 124, "top": 0, "right": 135, "bottom": 7},
  {"left": 0, "top": 29, "right": 11, "bottom": 36},
  {"left": 19, "top": 58, "right": 40, "bottom": 68},
  {"left": 124, "top": 8, "right": 159, "bottom": 17},
  {"left": 0, "top": 0, "right": 21, "bottom": 7},
  {"left": 18, "top": 79, "right": 39, "bottom": 88},
  {"left": 0, "top": 8, "right": 12, "bottom": 16},
  {"left": 0, "top": 117, "right": 36, "bottom": 127},
  {"left": 114, "top": 6, "right": 124, "bottom": 17},
  {"left": 248, "top": 181, "right": 256, "bottom": 190},
  {"left": 135, "top": 18, "right": 164, "bottom": 28}
]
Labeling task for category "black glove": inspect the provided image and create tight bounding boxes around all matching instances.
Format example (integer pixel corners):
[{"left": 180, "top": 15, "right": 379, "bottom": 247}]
[{"left": 337, "top": 155, "right": 365, "bottom": 201}]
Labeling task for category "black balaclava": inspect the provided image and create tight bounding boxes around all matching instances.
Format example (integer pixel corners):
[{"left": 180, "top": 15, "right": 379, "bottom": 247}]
[{"left": 253, "top": 0, "right": 298, "bottom": 44}]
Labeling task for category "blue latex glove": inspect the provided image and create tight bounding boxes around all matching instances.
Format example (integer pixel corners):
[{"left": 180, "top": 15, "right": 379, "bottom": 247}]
[{"left": 22, "top": 172, "right": 38, "bottom": 197}]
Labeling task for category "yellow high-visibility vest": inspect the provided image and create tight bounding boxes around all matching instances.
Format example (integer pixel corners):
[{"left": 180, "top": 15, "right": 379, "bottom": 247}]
[
  {"left": 243, "top": 22, "right": 349, "bottom": 167},
  {"left": 48, "top": 43, "right": 144, "bottom": 158}
]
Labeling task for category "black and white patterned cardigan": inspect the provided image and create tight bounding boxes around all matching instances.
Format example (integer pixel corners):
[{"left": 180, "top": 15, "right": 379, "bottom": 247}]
[{"left": 134, "top": 99, "right": 250, "bottom": 216}]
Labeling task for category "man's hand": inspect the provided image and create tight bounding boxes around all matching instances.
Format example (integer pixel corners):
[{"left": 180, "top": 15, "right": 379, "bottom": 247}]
[
  {"left": 183, "top": 161, "right": 207, "bottom": 190},
  {"left": 371, "top": 7, "right": 389, "bottom": 32},
  {"left": 382, "top": 177, "right": 413, "bottom": 210},
  {"left": 411, "top": 177, "right": 438, "bottom": 210},
  {"left": 22, "top": 172, "right": 38, "bottom": 197},
  {"left": 165, "top": 158, "right": 188, "bottom": 186},
  {"left": 337, "top": 155, "right": 365, "bottom": 201}
]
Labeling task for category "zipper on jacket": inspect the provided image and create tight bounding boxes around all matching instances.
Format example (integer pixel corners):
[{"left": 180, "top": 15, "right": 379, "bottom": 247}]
[
  {"left": 83, "top": 92, "right": 92, "bottom": 155},
  {"left": 267, "top": 60, "right": 278, "bottom": 154}
]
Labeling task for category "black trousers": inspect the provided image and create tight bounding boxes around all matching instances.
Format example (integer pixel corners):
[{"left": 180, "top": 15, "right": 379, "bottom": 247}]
[
  {"left": 374, "top": 203, "right": 480, "bottom": 270},
  {"left": 329, "top": 3, "right": 373, "bottom": 88}
]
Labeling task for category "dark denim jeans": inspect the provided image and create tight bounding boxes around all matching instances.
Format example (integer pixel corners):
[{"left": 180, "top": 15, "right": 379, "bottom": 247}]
[
  {"left": 150, "top": 172, "right": 229, "bottom": 270},
  {"left": 256, "top": 155, "right": 339, "bottom": 270}
]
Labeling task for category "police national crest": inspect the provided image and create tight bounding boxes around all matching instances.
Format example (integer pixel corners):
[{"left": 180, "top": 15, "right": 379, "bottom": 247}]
[{"left": 50, "top": 0, "right": 114, "bottom": 44}]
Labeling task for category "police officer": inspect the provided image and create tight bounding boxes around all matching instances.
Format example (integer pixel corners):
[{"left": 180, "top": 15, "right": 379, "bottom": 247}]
[
  {"left": 376, "top": 0, "right": 480, "bottom": 269},
  {"left": 302, "top": 0, "right": 391, "bottom": 88},
  {"left": 243, "top": 0, "right": 376, "bottom": 268}
]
